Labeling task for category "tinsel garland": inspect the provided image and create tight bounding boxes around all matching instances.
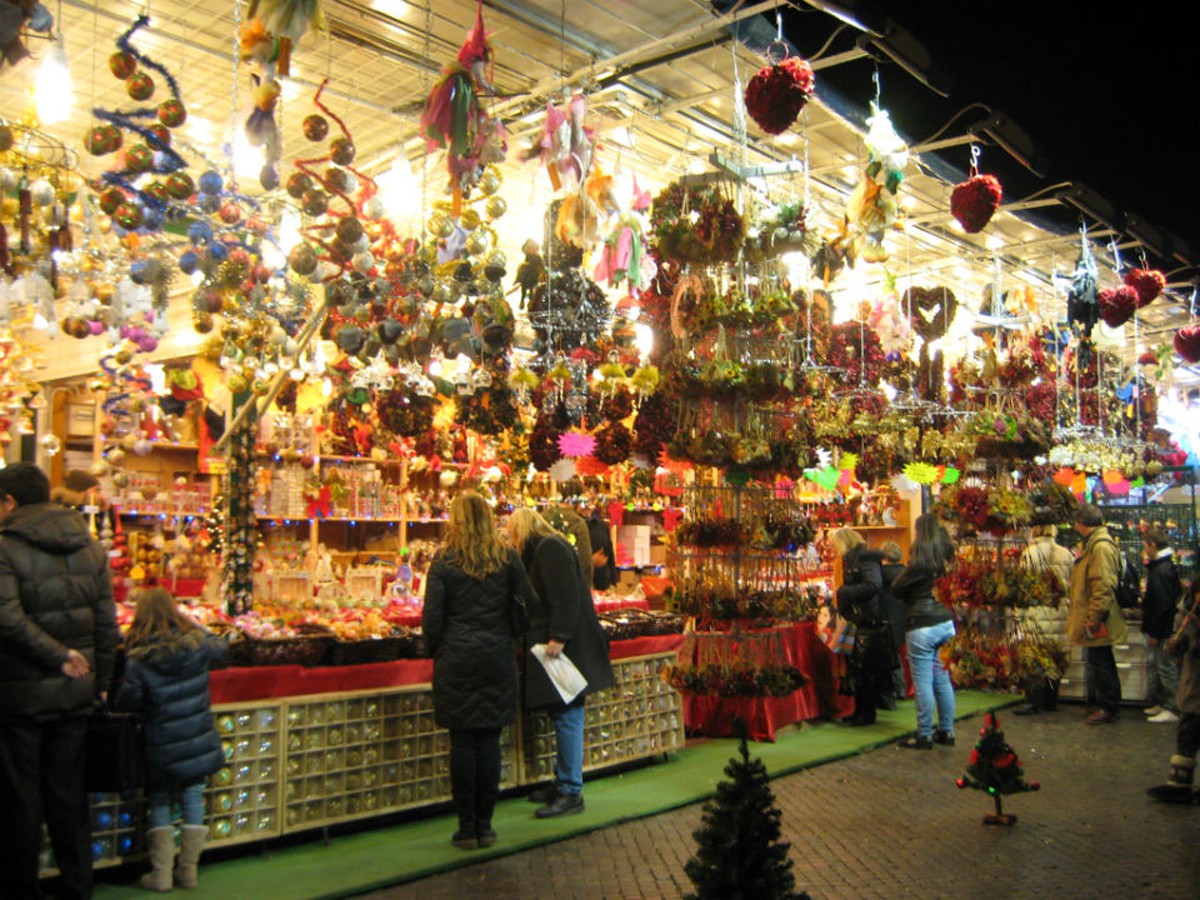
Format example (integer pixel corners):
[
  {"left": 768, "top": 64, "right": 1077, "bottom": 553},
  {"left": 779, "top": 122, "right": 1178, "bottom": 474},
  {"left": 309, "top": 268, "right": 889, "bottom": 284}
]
[
  {"left": 632, "top": 393, "right": 676, "bottom": 457},
  {"left": 597, "top": 385, "right": 634, "bottom": 422},
  {"left": 456, "top": 381, "right": 519, "bottom": 436},
  {"left": 529, "top": 416, "right": 563, "bottom": 471}
]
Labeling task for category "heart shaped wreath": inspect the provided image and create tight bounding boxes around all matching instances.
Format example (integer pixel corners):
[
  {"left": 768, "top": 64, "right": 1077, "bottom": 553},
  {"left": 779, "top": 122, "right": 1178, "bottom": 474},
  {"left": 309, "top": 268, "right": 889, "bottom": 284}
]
[
  {"left": 905, "top": 286, "right": 958, "bottom": 341},
  {"left": 949, "top": 147, "right": 1002, "bottom": 234},
  {"left": 1124, "top": 267, "right": 1167, "bottom": 308},
  {"left": 745, "top": 55, "right": 815, "bottom": 135},
  {"left": 1099, "top": 285, "right": 1139, "bottom": 328},
  {"left": 1175, "top": 323, "right": 1200, "bottom": 363}
]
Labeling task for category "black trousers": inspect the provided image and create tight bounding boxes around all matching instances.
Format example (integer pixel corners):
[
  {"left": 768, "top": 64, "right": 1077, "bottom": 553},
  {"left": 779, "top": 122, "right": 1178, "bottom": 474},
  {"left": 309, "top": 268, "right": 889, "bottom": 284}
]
[
  {"left": 851, "top": 625, "right": 891, "bottom": 722},
  {"left": 448, "top": 728, "right": 502, "bottom": 833},
  {"left": 1177, "top": 712, "right": 1200, "bottom": 759},
  {"left": 1084, "top": 645, "right": 1122, "bottom": 714},
  {"left": 0, "top": 715, "right": 92, "bottom": 899}
]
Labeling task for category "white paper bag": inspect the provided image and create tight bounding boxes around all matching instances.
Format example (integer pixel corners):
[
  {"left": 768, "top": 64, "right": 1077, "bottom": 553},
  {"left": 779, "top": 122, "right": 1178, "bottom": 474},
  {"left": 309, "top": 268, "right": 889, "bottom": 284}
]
[{"left": 530, "top": 643, "right": 589, "bottom": 704}]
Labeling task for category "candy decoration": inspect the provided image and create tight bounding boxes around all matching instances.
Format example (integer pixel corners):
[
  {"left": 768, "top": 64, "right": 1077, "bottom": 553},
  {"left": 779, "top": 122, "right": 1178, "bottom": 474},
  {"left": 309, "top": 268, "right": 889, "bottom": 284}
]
[
  {"left": 745, "top": 55, "right": 815, "bottom": 135},
  {"left": 1124, "top": 267, "right": 1166, "bottom": 308}
]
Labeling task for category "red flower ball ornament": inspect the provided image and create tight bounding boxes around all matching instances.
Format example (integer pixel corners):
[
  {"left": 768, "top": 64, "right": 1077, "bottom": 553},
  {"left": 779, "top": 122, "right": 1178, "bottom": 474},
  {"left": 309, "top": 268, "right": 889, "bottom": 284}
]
[
  {"left": 950, "top": 173, "right": 1003, "bottom": 233},
  {"left": 1124, "top": 267, "right": 1166, "bottom": 308},
  {"left": 745, "top": 56, "right": 815, "bottom": 135},
  {"left": 1174, "top": 323, "right": 1200, "bottom": 363},
  {"left": 1099, "top": 285, "right": 1139, "bottom": 328}
]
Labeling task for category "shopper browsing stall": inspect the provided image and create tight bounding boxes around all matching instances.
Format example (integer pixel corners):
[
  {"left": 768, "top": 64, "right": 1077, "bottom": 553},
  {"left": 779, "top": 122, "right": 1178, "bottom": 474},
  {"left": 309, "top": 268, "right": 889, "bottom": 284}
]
[
  {"left": 1147, "top": 579, "right": 1200, "bottom": 802},
  {"left": 890, "top": 514, "right": 957, "bottom": 750},
  {"left": 0, "top": 462, "right": 118, "bottom": 900},
  {"left": 114, "top": 586, "right": 227, "bottom": 891},
  {"left": 507, "top": 508, "right": 615, "bottom": 818},
  {"left": 1141, "top": 526, "right": 1184, "bottom": 723},
  {"left": 830, "top": 528, "right": 889, "bottom": 726},
  {"left": 423, "top": 493, "right": 536, "bottom": 851},
  {"left": 1067, "top": 504, "right": 1127, "bottom": 725},
  {"left": 1014, "top": 525, "right": 1074, "bottom": 715}
]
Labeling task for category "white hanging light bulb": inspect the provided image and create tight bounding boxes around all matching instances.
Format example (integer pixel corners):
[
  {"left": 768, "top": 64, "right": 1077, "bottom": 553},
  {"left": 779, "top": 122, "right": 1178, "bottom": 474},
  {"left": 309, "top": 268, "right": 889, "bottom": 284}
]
[{"left": 36, "top": 34, "right": 73, "bottom": 125}]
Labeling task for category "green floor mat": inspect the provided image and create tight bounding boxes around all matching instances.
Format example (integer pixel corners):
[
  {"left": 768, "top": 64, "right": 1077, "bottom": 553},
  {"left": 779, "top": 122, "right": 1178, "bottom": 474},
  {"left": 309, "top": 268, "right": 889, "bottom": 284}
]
[{"left": 93, "top": 691, "right": 1014, "bottom": 899}]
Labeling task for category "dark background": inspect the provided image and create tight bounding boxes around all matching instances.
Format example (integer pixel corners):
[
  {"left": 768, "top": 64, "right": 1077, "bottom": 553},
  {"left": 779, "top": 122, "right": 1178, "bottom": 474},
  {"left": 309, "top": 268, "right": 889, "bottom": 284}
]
[{"left": 782, "top": 1, "right": 1196, "bottom": 276}]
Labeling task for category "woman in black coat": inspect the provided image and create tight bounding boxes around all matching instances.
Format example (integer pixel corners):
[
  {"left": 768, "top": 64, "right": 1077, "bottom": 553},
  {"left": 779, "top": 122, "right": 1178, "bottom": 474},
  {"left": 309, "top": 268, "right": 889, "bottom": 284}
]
[
  {"left": 830, "top": 527, "right": 889, "bottom": 726},
  {"left": 423, "top": 492, "right": 535, "bottom": 851},
  {"left": 114, "top": 586, "right": 227, "bottom": 891},
  {"left": 507, "top": 508, "right": 615, "bottom": 818}
]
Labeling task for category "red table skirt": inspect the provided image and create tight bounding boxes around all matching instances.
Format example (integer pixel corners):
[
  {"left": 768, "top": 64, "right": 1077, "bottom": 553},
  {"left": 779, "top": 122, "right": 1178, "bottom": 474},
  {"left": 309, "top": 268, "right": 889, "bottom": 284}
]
[
  {"left": 680, "top": 621, "right": 855, "bottom": 741},
  {"left": 209, "top": 633, "right": 685, "bottom": 705}
]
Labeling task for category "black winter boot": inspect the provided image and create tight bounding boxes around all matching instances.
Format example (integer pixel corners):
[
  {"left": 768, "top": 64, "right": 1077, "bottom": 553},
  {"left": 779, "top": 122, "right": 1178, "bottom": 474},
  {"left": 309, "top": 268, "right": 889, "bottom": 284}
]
[{"left": 1147, "top": 755, "right": 1196, "bottom": 803}]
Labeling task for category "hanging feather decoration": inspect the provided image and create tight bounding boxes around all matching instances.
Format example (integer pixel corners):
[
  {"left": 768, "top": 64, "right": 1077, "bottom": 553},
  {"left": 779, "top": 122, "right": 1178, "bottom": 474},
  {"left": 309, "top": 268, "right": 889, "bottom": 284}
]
[{"left": 1066, "top": 232, "right": 1099, "bottom": 337}]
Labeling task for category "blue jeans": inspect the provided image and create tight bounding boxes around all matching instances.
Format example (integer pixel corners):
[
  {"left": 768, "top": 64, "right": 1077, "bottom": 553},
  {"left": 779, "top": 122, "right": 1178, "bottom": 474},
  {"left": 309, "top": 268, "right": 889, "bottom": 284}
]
[
  {"left": 550, "top": 702, "right": 586, "bottom": 797},
  {"left": 1147, "top": 640, "right": 1180, "bottom": 710},
  {"left": 906, "top": 620, "right": 956, "bottom": 739},
  {"left": 147, "top": 782, "right": 206, "bottom": 828}
]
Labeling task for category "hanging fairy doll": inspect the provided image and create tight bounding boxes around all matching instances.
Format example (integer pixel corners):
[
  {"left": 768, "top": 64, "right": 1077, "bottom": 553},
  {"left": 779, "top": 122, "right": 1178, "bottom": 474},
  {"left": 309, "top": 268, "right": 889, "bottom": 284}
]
[
  {"left": 593, "top": 175, "right": 657, "bottom": 294},
  {"left": 420, "top": 1, "right": 506, "bottom": 215}
]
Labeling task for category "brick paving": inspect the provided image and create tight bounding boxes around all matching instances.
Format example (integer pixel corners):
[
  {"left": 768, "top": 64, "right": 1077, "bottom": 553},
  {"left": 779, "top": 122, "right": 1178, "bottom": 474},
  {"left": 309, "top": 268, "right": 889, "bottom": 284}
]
[{"left": 357, "top": 705, "right": 1200, "bottom": 899}]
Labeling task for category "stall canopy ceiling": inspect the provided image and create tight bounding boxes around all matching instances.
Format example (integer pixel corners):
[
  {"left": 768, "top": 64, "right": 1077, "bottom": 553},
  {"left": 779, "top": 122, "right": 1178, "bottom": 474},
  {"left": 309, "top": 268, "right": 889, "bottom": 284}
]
[{"left": 5, "top": 0, "right": 1197, "bottom": 384}]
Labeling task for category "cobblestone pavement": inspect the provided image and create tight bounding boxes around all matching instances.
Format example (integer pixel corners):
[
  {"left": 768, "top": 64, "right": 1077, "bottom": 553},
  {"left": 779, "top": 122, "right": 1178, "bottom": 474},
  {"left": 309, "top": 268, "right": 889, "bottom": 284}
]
[{"left": 357, "top": 705, "right": 1200, "bottom": 900}]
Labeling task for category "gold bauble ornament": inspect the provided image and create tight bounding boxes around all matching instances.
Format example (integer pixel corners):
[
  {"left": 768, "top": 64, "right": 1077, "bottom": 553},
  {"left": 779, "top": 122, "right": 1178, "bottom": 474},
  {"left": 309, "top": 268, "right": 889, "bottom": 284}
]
[
  {"left": 460, "top": 209, "right": 482, "bottom": 230},
  {"left": 479, "top": 166, "right": 502, "bottom": 196},
  {"left": 485, "top": 196, "right": 506, "bottom": 219},
  {"left": 465, "top": 229, "right": 489, "bottom": 256}
]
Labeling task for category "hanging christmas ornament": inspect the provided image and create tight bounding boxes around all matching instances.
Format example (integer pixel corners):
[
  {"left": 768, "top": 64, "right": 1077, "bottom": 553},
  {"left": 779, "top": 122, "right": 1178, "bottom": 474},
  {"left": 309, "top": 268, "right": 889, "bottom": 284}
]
[
  {"left": 1098, "top": 284, "right": 1139, "bottom": 328},
  {"left": 1124, "top": 267, "right": 1166, "bottom": 308},
  {"left": 1066, "top": 228, "right": 1099, "bottom": 337},
  {"left": 744, "top": 36, "right": 814, "bottom": 135},
  {"left": 250, "top": 0, "right": 327, "bottom": 77},
  {"left": 950, "top": 145, "right": 1003, "bottom": 233},
  {"left": 1174, "top": 323, "right": 1200, "bottom": 363}
]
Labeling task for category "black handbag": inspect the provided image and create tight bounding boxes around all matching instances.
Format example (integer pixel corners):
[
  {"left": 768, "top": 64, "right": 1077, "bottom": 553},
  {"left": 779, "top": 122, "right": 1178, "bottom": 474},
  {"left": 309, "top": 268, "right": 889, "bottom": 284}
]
[{"left": 85, "top": 707, "right": 145, "bottom": 793}]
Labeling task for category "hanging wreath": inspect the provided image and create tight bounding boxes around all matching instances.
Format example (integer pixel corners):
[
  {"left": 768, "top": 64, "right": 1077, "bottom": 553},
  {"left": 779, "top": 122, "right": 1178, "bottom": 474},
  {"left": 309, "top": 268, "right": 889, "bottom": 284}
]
[
  {"left": 828, "top": 323, "right": 886, "bottom": 385},
  {"left": 592, "top": 421, "right": 633, "bottom": 465},
  {"left": 1124, "top": 268, "right": 1166, "bottom": 308},
  {"left": 1174, "top": 323, "right": 1200, "bottom": 363},
  {"left": 529, "top": 417, "right": 562, "bottom": 471},
  {"left": 904, "top": 286, "right": 958, "bottom": 341},
  {"left": 632, "top": 393, "right": 676, "bottom": 457},
  {"left": 949, "top": 147, "right": 1003, "bottom": 234},
  {"left": 745, "top": 55, "right": 815, "bottom": 135},
  {"left": 1098, "top": 285, "right": 1139, "bottom": 328},
  {"left": 650, "top": 181, "right": 745, "bottom": 265}
]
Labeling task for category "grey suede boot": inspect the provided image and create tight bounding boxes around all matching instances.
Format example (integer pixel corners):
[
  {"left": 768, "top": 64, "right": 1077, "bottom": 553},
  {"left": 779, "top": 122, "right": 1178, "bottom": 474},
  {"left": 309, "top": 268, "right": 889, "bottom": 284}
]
[
  {"left": 1146, "top": 755, "right": 1196, "bottom": 803},
  {"left": 174, "top": 825, "right": 208, "bottom": 889},
  {"left": 139, "top": 826, "right": 175, "bottom": 892}
]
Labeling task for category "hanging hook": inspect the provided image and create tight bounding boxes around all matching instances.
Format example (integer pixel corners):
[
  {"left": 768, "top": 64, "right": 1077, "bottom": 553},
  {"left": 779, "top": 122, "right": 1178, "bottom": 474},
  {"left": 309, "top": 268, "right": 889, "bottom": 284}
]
[
  {"left": 968, "top": 143, "right": 981, "bottom": 176},
  {"left": 872, "top": 66, "right": 881, "bottom": 106}
]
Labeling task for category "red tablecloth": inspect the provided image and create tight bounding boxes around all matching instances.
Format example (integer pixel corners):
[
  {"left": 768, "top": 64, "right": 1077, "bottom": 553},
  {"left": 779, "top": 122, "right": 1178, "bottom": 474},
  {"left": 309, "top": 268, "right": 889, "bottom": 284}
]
[
  {"left": 209, "top": 634, "right": 685, "bottom": 705},
  {"left": 680, "top": 621, "right": 855, "bottom": 742},
  {"left": 594, "top": 598, "right": 652, "bottom": 615}
]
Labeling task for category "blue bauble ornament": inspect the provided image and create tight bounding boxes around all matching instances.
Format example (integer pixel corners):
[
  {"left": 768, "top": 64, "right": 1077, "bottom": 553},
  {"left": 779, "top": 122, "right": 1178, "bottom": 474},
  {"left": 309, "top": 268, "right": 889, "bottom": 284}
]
[
  {"left": 92, "top": 841, "right": 106, "bottom": 860},
  {"left": 94, "top": 810, "right": 113, "bottom": 829},
  {"left": 197, "top": 193, "right": 220, "bottom": 213},
  {"left": 179, "top": 249, "right": 199, "bottom": 274},
  {"left": 141, "top": 206, "right": 165, "bottom": 232},
  {"left": 117, "top": 810, "right": 135, "bottom": 828},
  {"left": 199, "top": 170, "right": 223, "bottom": 195},
  {"left": 188, "top": 221, "right": 213, "bottom": 246},
  {"left": 207, "top": 242, "right": 229, "bottom": 263},
  {"left": 118, "top": 836, "right": 134, "bottom": 855}
]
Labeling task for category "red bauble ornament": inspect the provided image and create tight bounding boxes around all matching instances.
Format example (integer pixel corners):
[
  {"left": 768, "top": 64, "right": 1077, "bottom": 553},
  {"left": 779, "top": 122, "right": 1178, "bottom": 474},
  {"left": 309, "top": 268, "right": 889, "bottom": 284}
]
[
  {"left": 143, "top": 181, "right": 169, "bottom": 203},
  {"left": 744, "top": 56, "right": 815, "bottom": 135},
  {"left": 950, "top": 174, "right": 1003, "bottom": 233},
  {"left": 157, "top": 100, "right": 187, "bottom": 128},
  {"left": 286, "top": 172, "right": 312, "bottom": 199},
  {"left": 302, "top": 114, "right": 329, "bottom": 142},
  {"left": 85, "top": 125, "right": 121, "bottom": 156},
  {"left": 165, "top": 172, "right": 195, "bottom": 200},
  {"left": 1174, "top": 323, "right": 1200, "bottom": 363},
  {"left": 219, "top": 201, "right": 244, "bottom": 225},
  {"left": 126, "top": 71, "right": 156, "bottom": 101},
  {"left": 99, "top": 187, "right": 126, "bottom": 216},
  {"left": 147, "top": 124, "right": 171, "bottom": 147},
  {"left": 1098, "top": 285, "right": 1139, "bottom": 328},
  {"left": 109, "top": 52, "right": 137, "bottom": 80},
  {"left": 1124, "top": 267, "right": 1166, "bottom": 308},
  {"left": 125, "top": 143, "right": 155, "bottom": 174},
  {"left": 330, "top": 137, "right": 356, "bottom": 166},
  {"left": 114, "top": 203, "right": 145, "bottom": 230}
]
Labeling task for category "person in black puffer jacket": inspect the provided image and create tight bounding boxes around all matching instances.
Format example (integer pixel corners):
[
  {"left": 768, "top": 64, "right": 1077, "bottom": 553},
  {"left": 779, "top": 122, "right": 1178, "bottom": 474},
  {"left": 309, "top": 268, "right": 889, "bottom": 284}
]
[
  {"left": 0, "top": 462, "right": 118, "bottom": 900},
  {"left": 115, "top": 586, "right": 227, "bottom": 892},
  {"left": 831, "top": 528, "right": 889, "bottom": 726},
  {"left": 1142, "top": 527, "right": 1184, "bottom": 722},
  {"left": 508, "top": 508, "right": 615, "bottom": 819},
  {"left": 424, "top": 492, "right": 536, "bottom": 851}
]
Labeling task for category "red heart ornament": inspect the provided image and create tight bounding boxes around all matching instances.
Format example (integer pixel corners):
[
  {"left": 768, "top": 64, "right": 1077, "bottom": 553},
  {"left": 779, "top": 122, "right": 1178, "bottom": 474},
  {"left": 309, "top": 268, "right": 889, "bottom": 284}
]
[
  {"left": 1099, "top": 285, "right": 1139, "bottom": 328},
  {"left": 950, "top": 174, "right": 1003, "bottom": 233},
  {"left": 1124, "top": 268, "right": 1166, "bottom": 308},
  {"left": 745, "top": 57, "right": 815, "bottom": 135},
  {"left": 1174, "top": 324, "right": 1200, "bottom": 363}
]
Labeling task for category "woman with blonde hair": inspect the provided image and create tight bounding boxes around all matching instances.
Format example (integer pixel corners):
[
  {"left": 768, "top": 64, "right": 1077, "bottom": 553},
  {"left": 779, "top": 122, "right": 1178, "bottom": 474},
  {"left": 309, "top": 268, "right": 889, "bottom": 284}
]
[
  {"left": 829, "top": 527, "right": 889, "bottom": 726},
  {"left": 507, "top": 508, "right": 614, "bottom": 818},
  {"left": 114, "top": 586, "right": 227, "bottom": 891},
  {"left": 423, "top": 492, "right": 535, "bottom": 851}
]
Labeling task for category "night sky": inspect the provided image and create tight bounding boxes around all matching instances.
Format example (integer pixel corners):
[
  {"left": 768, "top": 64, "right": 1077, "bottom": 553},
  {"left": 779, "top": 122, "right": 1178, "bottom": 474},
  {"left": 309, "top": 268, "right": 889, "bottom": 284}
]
[{"left": 787, "top": 1, "right": 1195, "bottom": 275}]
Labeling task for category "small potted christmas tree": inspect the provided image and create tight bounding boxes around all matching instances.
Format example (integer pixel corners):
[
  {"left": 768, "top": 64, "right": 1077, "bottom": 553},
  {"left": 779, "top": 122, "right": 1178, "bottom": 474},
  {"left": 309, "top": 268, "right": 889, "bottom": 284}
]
[
  {"left": 956, "top": 711, "right": 1040, "bottom": 825},
  {"left": 684, "top": 725, "right": 809, "bottom": 900}
]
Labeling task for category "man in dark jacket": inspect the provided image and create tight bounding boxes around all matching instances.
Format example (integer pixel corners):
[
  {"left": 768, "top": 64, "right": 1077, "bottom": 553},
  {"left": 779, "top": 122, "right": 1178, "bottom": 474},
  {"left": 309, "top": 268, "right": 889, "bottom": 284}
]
[
  {"left": 0, "top": 462, "right": 118, "bottom": 899},
  {"left": 1142, "top": 527, "right": 1183, "bottom": 723}
]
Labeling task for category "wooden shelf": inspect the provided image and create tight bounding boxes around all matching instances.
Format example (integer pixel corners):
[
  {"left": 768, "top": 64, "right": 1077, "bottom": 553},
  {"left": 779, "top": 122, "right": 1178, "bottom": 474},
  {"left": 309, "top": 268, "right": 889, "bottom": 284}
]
[{"left": 319, "top": 455, "right": 406, "bottom": 467}]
